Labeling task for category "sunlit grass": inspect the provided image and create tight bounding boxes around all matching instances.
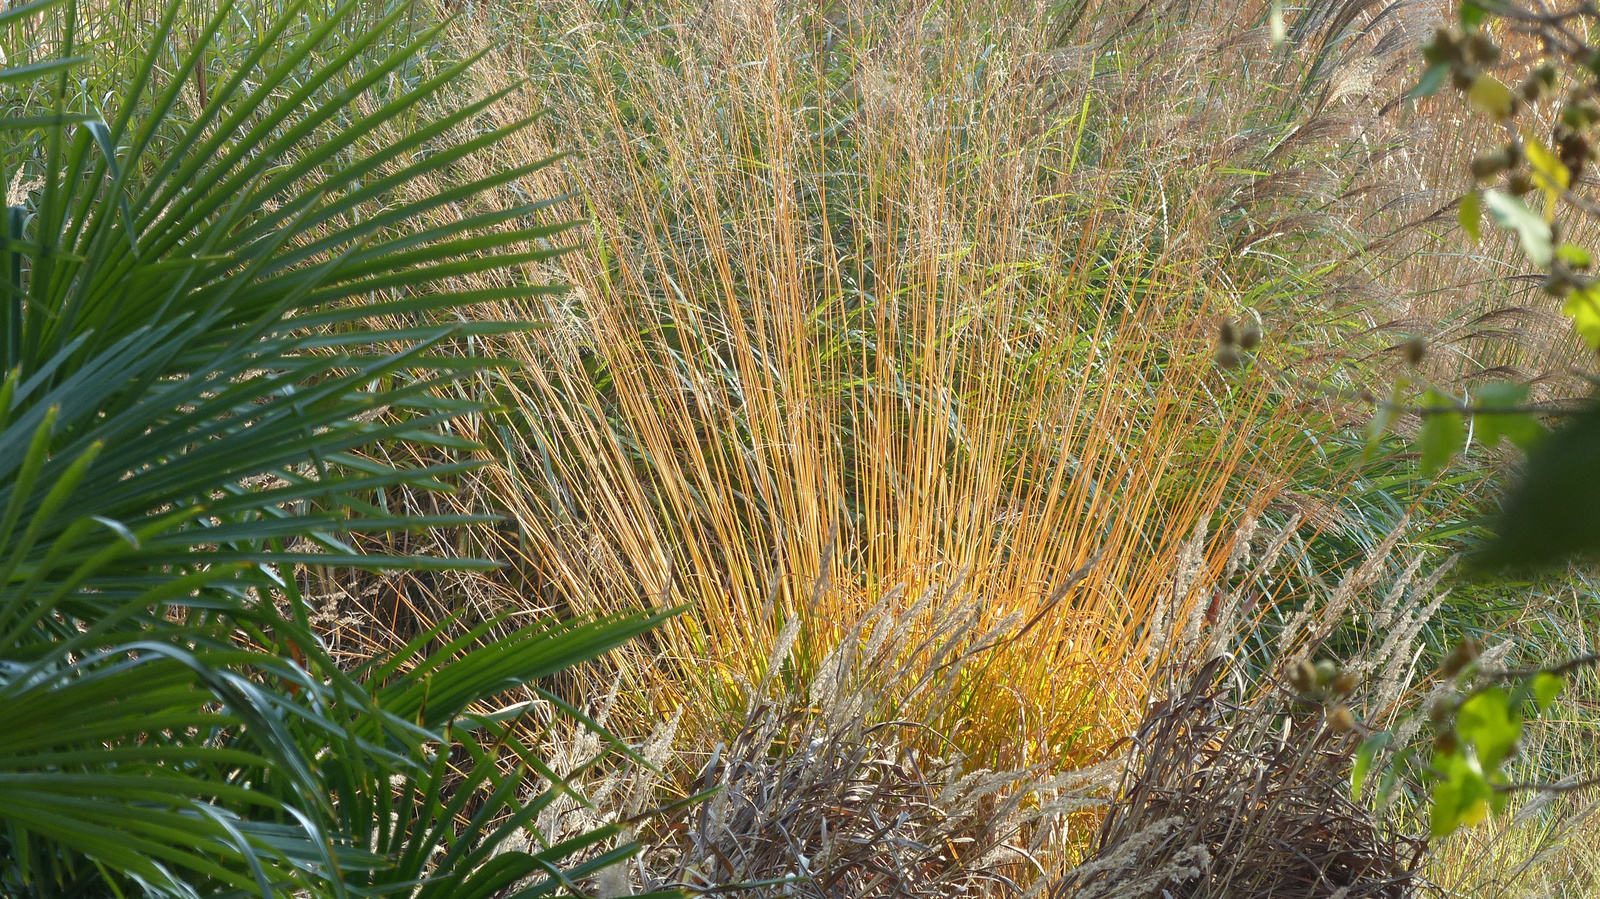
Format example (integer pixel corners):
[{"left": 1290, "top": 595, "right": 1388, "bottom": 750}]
[
  {"left": 390, "top": 0, "right": 1463, "bottom": 773},
  {"left": 58, "top": 0, "right": 1600, "bottom": 888}
]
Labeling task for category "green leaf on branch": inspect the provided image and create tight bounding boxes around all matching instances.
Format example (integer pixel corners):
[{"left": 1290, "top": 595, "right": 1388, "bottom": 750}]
[
  {"left": 1460, "top": 0, "right": 1486, "bottom": 27},
  {"left": 1419, "top": 390, "right": 1465, "bottom": 476},
  {"left": 1483, "top": 189, "right": 1554, "bottom": 267},
  {"left": 1431, "top": 748, "right": 1495, "bottom": 837},
  {"left": 1413, "top": 64, "right": 1450, "bottom": 99},
  {"left": 1460, "top": 190, "right": 1481, "bottom": 242},
  {"left": 1478, "top": 403, "right": 1600, "bottom": 569},
  {"left": 1474, "top": 382, "right": 1545, "bottom": 451},
  {"left": 1533, "top": 672, "right": 1565, "bottom": 713},
  {"left": 1458, "top": 687, "right": 1522, "bottom": 769},
  {"left": 1562, "top": 286, "right": 1600, "bottom": 348},
  {"left": 1352, "top": 731, "right": 1390, "bottom": 800}
]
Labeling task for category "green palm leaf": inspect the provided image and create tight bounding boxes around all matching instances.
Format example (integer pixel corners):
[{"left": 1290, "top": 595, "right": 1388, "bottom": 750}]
[{"left": 0, "top": 0, "right": 677, "bottom": 895}]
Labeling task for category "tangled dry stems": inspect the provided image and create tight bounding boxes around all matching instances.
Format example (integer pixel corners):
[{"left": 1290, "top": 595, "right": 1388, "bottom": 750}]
[
  {"left": 653, "top": 709, "right": 1039, "bottom": 898},
  {"left": 1059, "top": 660, "right": 1427, "bottom": 899}
]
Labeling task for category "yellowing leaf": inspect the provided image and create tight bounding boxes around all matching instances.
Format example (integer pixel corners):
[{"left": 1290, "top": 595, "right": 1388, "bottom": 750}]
[
  {"left": 1459, "top": 190, "right": 1481, "bottom": 242},
  {"left": 1431, "top": 749, "right": 1495, "bottom": 837},
  {"left": 1562, "top": 287, "right": 1600, "bottom": 348},
  {"left": 1460, "top": 796, "right": 1491, "bottom": 828},
  {"left": 1556, "top": 243, "right": 1593, "bottom": 268},
  {"left": 1525, "top": 134, "right": 1571, "bottom": 221},
  {"left": 1470, "top": 74, "right": 1514, "bottom": 120}
]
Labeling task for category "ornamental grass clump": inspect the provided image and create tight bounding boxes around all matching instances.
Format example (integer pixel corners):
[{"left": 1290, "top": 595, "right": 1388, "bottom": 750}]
[{"left": 375, "top": 0, "right": 1511, "bottom": 778}]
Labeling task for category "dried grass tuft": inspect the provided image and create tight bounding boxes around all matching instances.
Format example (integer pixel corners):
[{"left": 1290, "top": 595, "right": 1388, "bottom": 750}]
[
  {"left": 1057, "top": 659, "right": 1426, "bottom": 899},
  {"left": 537, "top": 582, "right": 1119, "bottom": 898},
  {"left": 649, "top": 707, "right": 1040, "bottom": 898},
  {"left": 1050, "top": 515, "right": 1462, "bottom": 899}
]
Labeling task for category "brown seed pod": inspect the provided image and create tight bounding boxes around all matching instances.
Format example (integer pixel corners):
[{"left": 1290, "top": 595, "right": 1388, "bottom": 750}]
[
  {"left": 1465, "top": 32, "right": 1500, "bottom": 65},
  {"left": 1287, "top": 659, "right": 1318, "bottom": 695},
  {"left": 1442, "top": 638, "right": 1481, "bottom": 677},
  {"left": 1430, "top": 693, "right": 1457, "bottom": 726},
  {"left": 1331, "top": 669, "right": 1360, "bottom": 696},
  {"left": 1471, "top": 150, "right": 1513, "bottom": 180},
  {"left": 1559, "top": 132, "right": 1591, "bottom": 174},
  {"left": 1525, "top": 63, "right": 1557, "bottom": 102},
  {"left": 1435, "top": 731, "right": 1459, "bottom": 755},
  {"left": 1508, "top": 171, "right": 1534, "bottom": 196},
  {"left": 1219, "top": 318, "right": 1238, "bottom": 346},
  {"left": 1215, "top": 344, "right": 1242, "bottom": 370},
  {"left": 1327, "top": 704, "right": 1357, "bottom": 734},
  {"left": 1239, "top": 320, "right": 1261, "bottom": 351},
  {"left": 1402, "top": 336, "right": 1428, "bottom": 366},
  {"left": 1423, "top": 27, "right": 1460, "bottom": 66}
]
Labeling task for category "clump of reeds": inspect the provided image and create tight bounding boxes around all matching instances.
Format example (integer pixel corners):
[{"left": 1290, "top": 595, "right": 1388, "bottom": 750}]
[
  {"left": 508, "top": 510, "right": 1486, "bottom": 898},
  {"left": 386, "top": 0, "right": 1496, "bottom": 777}
]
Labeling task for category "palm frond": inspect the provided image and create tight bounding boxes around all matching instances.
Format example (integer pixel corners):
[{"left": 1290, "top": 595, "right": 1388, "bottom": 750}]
[{"left": 0, "top": 0, "right": 669, "bottom": 895}]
